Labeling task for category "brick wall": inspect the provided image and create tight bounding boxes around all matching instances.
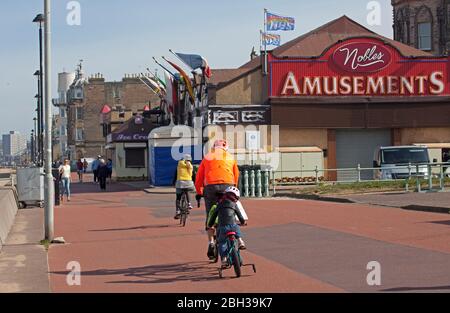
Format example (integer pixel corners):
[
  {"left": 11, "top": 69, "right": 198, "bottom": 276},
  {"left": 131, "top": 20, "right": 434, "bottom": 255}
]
[{"left": 68, "top": 75, "right": 161, "bottom": 159}]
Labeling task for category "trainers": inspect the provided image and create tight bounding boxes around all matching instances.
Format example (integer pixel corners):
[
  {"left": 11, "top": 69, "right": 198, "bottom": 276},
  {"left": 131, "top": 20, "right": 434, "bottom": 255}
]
[
  {"left": 174, "top": 211, "right": 181, "bottom": 219},
  {"left": 188, "top": 203, "right": 193, "bottom": 210},
  {"left": 221, "top": 257, "right": 228, "bottom": 268},
  {"left": 238, "top": 238, "right": 246, "bottom": 250},
  {"left": 207, "top": 243, "right": 216, "bottom": 260}
]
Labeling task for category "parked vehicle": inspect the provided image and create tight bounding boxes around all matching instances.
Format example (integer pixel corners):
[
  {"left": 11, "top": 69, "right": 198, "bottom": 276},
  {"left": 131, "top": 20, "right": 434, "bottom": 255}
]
[{"left": 373, "top": 146, "right": 430, "bottom": 180}]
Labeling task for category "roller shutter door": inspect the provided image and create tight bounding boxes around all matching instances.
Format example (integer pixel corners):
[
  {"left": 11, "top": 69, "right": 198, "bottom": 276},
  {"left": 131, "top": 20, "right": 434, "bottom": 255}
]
[{"left": 336, "top": 129, "right": 391, "bottom": 181}]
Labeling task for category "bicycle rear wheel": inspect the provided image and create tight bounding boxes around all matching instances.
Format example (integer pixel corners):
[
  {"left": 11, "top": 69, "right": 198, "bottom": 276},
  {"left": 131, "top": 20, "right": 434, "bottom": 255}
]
[
  {"left": 180, "top": 192, "right": 188, "bottom": 227},
  {"left": 229, "top": 237, "right": 241, "bottom": 277}
]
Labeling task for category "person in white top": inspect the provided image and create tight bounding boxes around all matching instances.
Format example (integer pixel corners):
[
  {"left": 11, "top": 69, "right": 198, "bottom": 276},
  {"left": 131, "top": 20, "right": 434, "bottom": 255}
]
[{"left": 59, "top": 159, "right": 72, "bottom": 202}]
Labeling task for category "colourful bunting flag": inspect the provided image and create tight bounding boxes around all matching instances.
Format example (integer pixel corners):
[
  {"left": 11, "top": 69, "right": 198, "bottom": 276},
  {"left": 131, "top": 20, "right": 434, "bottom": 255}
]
[{"left": 266, "top": 11, "right": 295, "bottom": 31}]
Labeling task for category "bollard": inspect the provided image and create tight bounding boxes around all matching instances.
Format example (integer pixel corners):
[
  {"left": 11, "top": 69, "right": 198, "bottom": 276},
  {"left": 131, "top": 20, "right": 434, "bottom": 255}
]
[
  {"left": 440, "top": 164, "right": 444, "bottom": 191},
  {"left": 256, "top": 170, "right": 262, "bottom": 198},
  {"left": 250, "top": 170, "right": 255, "bottom": 197},
  {"left": 264, "top": 170, "right": 270, "bottom": 197},
  {"left": 357, "top": 164, "right": 361, "bottom": 183},
  {"left": 243, "top": 170, "right": 249, "bottom": 198}
]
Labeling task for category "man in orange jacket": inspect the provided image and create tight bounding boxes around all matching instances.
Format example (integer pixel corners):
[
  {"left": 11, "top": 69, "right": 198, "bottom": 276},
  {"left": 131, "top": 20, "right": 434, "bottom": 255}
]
[{"left": 195, "top": 139, "right": 239, "bottom": 260}]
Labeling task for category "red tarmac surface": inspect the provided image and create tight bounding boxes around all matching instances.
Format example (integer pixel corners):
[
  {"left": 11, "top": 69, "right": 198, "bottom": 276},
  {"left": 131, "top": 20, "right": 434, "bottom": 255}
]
[{"left": 48, "top": 174, "right": 450, "bottom": 293}]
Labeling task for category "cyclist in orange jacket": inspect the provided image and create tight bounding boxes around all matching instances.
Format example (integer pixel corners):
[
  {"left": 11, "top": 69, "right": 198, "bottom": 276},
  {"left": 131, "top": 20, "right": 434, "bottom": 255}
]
[{"left": 195, "top": 139, "right": 240, "bottom": 260}]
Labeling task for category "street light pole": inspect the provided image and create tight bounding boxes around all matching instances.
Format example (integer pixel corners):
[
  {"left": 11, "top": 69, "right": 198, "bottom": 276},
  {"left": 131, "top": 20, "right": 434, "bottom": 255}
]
[
  {"left": 33, "top": 13, "right": 44, "bottom": 167},
  {"left": 34, "top": 90, "right": 41, "bottom": 165},
  {"left": 43, "top": 0, "right": 54, "bottom": 241},
  {"left": 31, "top": 130, "right": 35, "bottom": 164},
  {"left": 33, "top": 118, "right": 37, "bottom": 163}
]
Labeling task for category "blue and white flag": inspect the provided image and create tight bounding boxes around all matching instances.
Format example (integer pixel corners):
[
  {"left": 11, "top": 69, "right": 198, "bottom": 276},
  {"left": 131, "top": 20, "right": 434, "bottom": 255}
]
[
  {"left": 262, "top": 33, "right": 281, "bottom": 46},
  {"left": 266, "top": 11, "right": 295, "bottom": 31}
]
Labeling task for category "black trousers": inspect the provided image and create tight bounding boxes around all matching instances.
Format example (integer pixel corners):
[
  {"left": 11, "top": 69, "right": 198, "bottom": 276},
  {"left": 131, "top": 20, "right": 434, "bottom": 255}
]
[
  {"left": 99, "top": 177, "right": 106, "bottom": 190},
  {"left": 93, "top": 170, "right": 98, "bottom": 182}
]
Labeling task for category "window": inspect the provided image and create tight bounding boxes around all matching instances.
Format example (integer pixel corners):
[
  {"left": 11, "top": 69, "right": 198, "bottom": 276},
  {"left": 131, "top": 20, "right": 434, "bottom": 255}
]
[
  {"left": 125, "top": 148, "right": 145, "bottom": 168},
  {"left": 76, "top": 128, "right": 84, "bottom": 141},
  {"left": 418, "top": 22, "right": 432, "bottom": 50},
  {"left": 60, "top": 108, "right": 66, "bottom": 118},
  {"left": 76, "top": 107, "right": 84, "bottom": 120},
  {"left": 75, "top": 87, "right": 83, "bottom": 99},
  {"left": 60, "top": 126, "right": 66, "bottom": 136}
]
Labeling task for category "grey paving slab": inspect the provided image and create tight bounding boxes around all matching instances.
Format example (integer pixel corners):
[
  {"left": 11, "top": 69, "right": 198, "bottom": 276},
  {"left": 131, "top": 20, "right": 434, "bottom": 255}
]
[{"left": 245, "top": 223, "right": 450, "bottom": 293}]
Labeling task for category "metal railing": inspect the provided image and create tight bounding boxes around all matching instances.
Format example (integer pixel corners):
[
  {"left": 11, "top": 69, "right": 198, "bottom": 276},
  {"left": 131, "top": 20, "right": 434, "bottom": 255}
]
[{"left": 267, "top": 162, "right": 450, "bottom": 195}]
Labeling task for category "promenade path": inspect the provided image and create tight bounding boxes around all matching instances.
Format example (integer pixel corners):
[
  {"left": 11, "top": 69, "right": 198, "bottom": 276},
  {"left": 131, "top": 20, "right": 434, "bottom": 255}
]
[{"left": 47, "top": 176, "right": 450, "bottom": 293}]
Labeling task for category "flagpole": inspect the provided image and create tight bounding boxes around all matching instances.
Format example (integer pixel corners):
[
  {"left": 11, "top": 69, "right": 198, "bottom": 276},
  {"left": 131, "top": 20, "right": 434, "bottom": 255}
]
[
  {"left": 260, "top": 30, "right": 263, "bottom": 54},
  {"left": 138, "top": 75, "right": 161, "bottom": 98},
  {"left": 264, "top": 8, "right": 268, "bottom": 76},
  {"left": 153, "top": 56, "right": 179, "bottom": 81},
  {"left": 168, "top": 49, "right": 195, "bottom": 72}
]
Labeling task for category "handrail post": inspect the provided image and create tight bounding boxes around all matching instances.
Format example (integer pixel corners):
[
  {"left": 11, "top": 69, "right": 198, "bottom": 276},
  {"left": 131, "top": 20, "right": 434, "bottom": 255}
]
[
  {"left": 357, "top": 164, "right": 361, "bottom": 183},
  {"left": 406, "top": 162, "right": 411, "bottom": 192},
  {"left": 416, "top": 164, "right": 421, "bottom": 193},
  {"left": 272, "top": 170, "right": 276, "bottom": 196},
  {"left": 428, "top": 163, "right": 433, "bottom": 191},
  {"left": 315, "top": 166, "right": 319, "bottom": 185}
]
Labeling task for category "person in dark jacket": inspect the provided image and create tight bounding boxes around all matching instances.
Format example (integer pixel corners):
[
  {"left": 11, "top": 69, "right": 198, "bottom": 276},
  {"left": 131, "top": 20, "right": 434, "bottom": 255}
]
[
  {"left": 207, "top": 186, "right": 247, "bottom": 267},
  {"left": 97, "top": 159, "right": 108, "bottom": 191}
]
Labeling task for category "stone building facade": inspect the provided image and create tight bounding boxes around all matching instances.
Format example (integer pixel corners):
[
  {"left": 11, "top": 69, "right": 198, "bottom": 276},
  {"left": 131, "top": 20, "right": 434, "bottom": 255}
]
[
  {"left": 392, "top": 0, "right": 450, "bottom": 55},
  {"left": 66, "top": 69, "right": 160, "bottom": 159}
]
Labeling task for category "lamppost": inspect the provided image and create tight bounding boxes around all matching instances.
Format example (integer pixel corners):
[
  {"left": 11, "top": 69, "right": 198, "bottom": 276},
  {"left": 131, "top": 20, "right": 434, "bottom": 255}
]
[
  {"left": 33, "top": 2, "right": 53, "bottom": 241},
  {"left": 33, "top": 90, "right": 41, "bottom": 165},
  {"left": 44, "top": 0, "right": 54, "bottom": 241},
  {"left": 31, "top": 130, "right": 35, "bottom": 164},
  {"left": 33, "top": 117, "right": 37, "bottom": 164},
  {"left": 33, "top": 13, "right": 44, "bottom": 166}
]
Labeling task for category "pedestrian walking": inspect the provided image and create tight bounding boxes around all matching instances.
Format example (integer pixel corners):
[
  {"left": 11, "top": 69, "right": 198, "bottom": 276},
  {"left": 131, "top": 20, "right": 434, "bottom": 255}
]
[
  {"left": 92, "top": 155, "right": 101, "bottom": 184},
  {"left": 76, "top": 158, "right": 84, "bottom": 183},
  {"left": 59, "top": 159, "right": 72, "bottom": 202},
  {"left": 107, "top": 158, "right": 113, "bottom": 184},
  {"left": 97, "top": 159, "right": 108, "bottom": 191},
  {"left": 83, "top": 158, "right": 88, "bottom": 173}
]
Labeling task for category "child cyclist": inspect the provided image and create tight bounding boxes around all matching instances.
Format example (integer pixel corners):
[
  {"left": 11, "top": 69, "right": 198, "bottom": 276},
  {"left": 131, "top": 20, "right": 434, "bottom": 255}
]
[
  {"left": 207, "top": 186, "right": 247, "bottom": 267},
  {"left": 174, "top": 154, "right": 195, "bottom": 219}
]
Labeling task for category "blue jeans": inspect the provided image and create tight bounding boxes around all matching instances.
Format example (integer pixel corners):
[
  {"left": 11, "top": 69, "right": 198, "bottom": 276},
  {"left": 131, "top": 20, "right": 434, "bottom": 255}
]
[
  {"left": 62, "top": 177, "right": 71, "bottom": 197},
  {"left": 217, "top": 224, "right": 242, "bottom": 258}
]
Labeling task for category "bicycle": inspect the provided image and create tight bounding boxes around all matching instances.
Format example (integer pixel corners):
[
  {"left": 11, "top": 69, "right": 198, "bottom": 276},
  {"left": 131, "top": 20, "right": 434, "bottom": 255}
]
[
  {"left": 179, "top": 189, "right": 190, "bottom": 227},
  {"left": 218, "top": 229, "right": 256, "bottom": 278},
  {"left": 198, "top": 195, "right": 256, "bottom": 278}
]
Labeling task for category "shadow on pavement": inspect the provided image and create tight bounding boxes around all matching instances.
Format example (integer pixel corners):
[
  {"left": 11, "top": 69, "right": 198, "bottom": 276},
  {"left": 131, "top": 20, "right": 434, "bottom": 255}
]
[
  {"left": 89, "top": 224, "right": 175, "bottom": 232},
  {"left": 427, "top": 220, "right": 450, "bottom": 226},
  {"left": 51, "top": 261, "right": 220, "bottom": 284},
  {"left": 381, "top": 285, "right": 450, "bottom": 292},
  {"left": 70, "top": 182, "right": 143, "bottom": 195}
]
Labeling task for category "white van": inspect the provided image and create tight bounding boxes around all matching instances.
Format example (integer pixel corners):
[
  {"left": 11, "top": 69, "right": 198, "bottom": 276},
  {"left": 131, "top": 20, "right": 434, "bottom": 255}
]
[{"left": 373, "top": 146, "right": 430, "bottom": 180}]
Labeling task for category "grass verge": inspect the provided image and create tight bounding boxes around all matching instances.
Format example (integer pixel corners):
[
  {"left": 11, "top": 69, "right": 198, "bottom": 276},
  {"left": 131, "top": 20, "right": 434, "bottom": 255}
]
[{"left": 39, "top": 239, "right": 50, "bottom": 251}]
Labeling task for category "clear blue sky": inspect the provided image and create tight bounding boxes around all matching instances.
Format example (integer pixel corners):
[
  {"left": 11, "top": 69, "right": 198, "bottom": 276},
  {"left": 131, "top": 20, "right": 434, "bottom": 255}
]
[{"left": 0, "top": 0, "right": 393, "bottom": 136}]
